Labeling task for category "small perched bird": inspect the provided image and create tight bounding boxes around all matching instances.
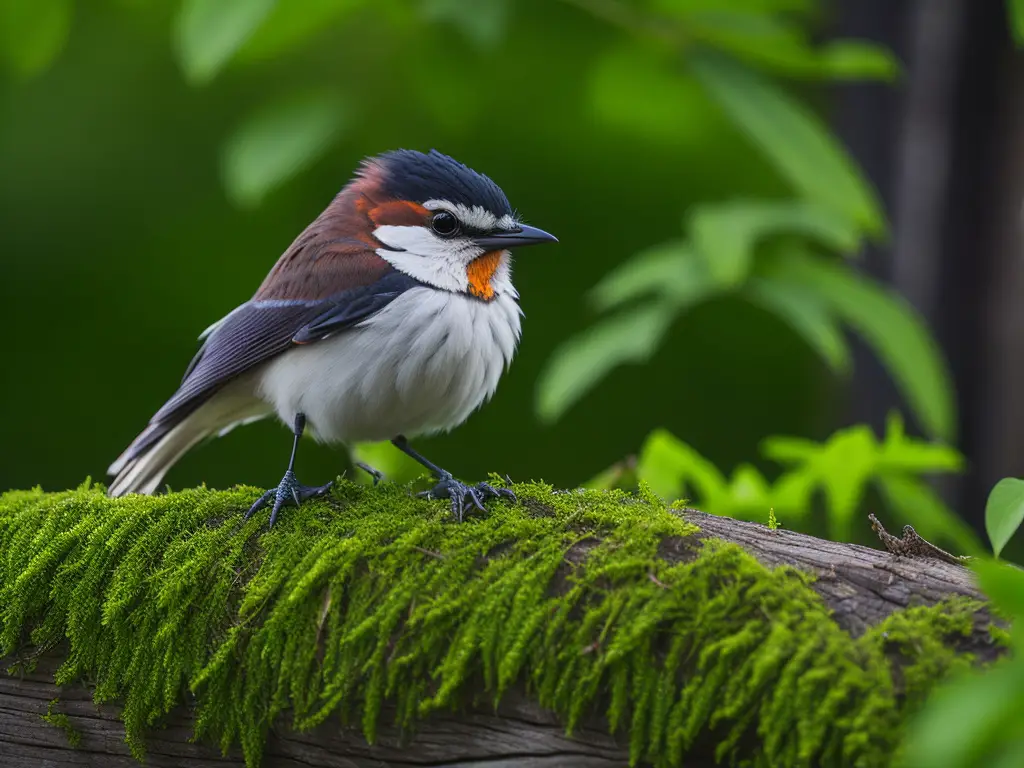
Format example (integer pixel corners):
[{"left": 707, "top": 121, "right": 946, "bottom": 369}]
[{"left": 107, "top": 149, "right": 557, "bottom": 523}]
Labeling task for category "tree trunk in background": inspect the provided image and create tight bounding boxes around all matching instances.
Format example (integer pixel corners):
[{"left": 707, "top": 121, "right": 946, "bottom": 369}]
[
  {"left": 976, "top": 46, "right": 1024, "bottom": 511},
  {"left": 833, "top": 0, "right": 1022, "bottom": 529}
]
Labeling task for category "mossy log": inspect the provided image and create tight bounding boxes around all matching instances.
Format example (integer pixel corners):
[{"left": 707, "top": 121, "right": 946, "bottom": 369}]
[{"left": 0, "top": 481, "right": 998, "bottom": 767}]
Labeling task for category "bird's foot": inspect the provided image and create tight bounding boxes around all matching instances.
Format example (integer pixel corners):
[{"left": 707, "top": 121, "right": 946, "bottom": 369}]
[
  {"left": 355, "top": 462, "right": 384, "bottom": 486},
  {"left": 244, "top": 470, "right": 334, "bottom": 527},
  {"left": 418, "top": 472, "right": 516, "bottom": 522}
]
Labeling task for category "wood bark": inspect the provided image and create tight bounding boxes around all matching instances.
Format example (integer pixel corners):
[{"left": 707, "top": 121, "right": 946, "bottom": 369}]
[{"left": 0, "top": 508, "right": 993, "bottom": 767}]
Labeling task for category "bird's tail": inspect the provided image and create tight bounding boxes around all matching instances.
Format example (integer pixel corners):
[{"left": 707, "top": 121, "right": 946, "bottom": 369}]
[{"left": 107, "top": 394, "right": 269, "bottom": 497}]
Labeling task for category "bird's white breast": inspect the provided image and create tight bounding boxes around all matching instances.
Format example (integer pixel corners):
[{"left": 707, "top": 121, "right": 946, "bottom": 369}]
[{"left": 255, "top": 287, "right": 522, "bottom": 444}]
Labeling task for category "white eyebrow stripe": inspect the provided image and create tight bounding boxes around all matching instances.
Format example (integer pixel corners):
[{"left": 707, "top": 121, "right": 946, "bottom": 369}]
[{"left": 422, "top": 199, "right": 517, "bottom": 231}]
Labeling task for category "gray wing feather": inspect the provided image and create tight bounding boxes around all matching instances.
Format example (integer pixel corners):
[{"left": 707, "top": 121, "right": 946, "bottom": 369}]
[{"left": 116, "top": 273, "right": 422, "bottom": 469}]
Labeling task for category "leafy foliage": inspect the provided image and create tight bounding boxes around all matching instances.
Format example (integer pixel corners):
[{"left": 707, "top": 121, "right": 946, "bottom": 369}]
[
  {"left": 0, "top": 0, "right": 72, "bottom": 77},
  {"left": 901, "top": 558, "right": 1024, "bottom": 767},
  {"left": 765, "top": 250, "right": 956, "bottom": 441},
  {"left": 235, "top": 0, "right": 368, "bottom": 62},
  {"left": 421, "top": 0, "right": 511, "bottom": 48},
  {"left": 1, "top": 480, "right": 990, "bottom": 767},
  {"left": 533, "top": 2, "right": 955, "bottom": 444},
  {"left": 689, "top": 51, "right": 885, "bottom": 237},
  {"left": 221, "top": 91, "right": 347, "bottom": 208},
  {"left": 174, "top": 0, "right": 279, "bottom": 85},
  {"left": 589, "top": 413, "right": 980, "bottom": 552},
  {"left": 40, "top": 698, "right": 81, "bottom": 748},
  {"left": 540, "top": 201, "right": 956, "bottom": 443},
  {"left": 538, "top": 301, "right": 678, "bottom": 425},
  {"left": 984, "top": 478, "right": 1024, "bottom": 558},
  {"left": 1010, "top": 0, "right": 1024, "bottom": 48}
]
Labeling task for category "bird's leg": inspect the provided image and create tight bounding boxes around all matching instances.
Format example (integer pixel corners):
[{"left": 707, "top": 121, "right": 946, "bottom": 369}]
[
  {"left": 354, "top": 462, "right": 384, "bottom": 486},
  {"left": 245, "top": 413, "right": 333, "bottom": 527},
  {"left": 389, "top": 435, "right": 515, "bottom": 522}
]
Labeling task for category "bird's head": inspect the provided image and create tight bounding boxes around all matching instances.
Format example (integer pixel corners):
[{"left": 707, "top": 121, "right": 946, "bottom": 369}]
[{"left": 348, "top": 149, "right": 557, "bottom": 300}]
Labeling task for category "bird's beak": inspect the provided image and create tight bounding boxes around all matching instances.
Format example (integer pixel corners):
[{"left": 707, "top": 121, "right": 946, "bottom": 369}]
[{"left": 473, "top": 224, "right": 558, "bottom": 251}]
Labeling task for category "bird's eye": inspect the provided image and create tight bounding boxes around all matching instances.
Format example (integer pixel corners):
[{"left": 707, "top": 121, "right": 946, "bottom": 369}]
[{"left": 431, "top": 211, "right": 460, "bottom": 237}]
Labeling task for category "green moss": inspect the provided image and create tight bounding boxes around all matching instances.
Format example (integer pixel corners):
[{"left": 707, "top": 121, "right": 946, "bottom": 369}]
[
  {"left": 41, "top": 697, "right": 82, "bottom": 748},
  {"left": 0, "top": 479, "right": 987, "bottom": 767}
]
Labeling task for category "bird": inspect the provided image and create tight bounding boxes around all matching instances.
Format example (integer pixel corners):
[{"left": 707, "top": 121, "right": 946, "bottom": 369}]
[{"left": 107, "top": 148, "right": 557, "bottom": 524}]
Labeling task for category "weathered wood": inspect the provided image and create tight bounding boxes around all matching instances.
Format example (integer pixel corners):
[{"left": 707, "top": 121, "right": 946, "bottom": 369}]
[
  {"left": 0, "top": 508, "right": 992, "bottom": 767},
  {"left": 678, "top": 508, "right": 992, "bottom": 648},
  {"left": 1, "top": 653, "right": 636, "bottom": 767}
]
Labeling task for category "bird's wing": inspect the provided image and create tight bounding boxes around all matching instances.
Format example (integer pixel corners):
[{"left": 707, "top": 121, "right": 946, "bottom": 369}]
[
  {"left": 292, "top": 271, "right": 419, "bottom": 343},
  {"left": 120, "top": 271, "right": 422, "bottom": 466}
]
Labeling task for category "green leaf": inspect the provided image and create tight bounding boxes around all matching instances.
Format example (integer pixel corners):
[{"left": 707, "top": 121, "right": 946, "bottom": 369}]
[
  {"left": 875, "top": 474, "right": 983, "bottom": 557},
  {"left": 582, "top": 458, "right": 638, "bottom": 492},
  {"left": 762, "top": 425, "right": 879, "bottom": 541},
  {"left": 876, "top": 411, "right": 963, "bottom": 474},
  {"left": 744, "top": 277, "right": 851, "bottom": 373},
  {"left": 901, "top": 658, "right": 1024, "bottom": 768},
  {"left": 239, "top": 0, "right": 365, "bottom": 61},
  {"left": 762, "top": 417, "right": 967, "bottom": 544},
  {"left": 688, "top": 11, "right": 802, "bottom": 51},
  {"left": 174, "top": 0, "right": 277, "bottom": 85},
  {"left": 767, "top": 251, "right": 956, "bottom": 442},
  {"left": 221, "top": 91, "right": 346, "bottom": 209},
  {"left": 818, "top": 41, "right": 899, "bottom": 81},
  {"left": 759, "top": 435, "right": 821, "bottom": 464},
  {"left": 420, "top": 0, "right": 510, "bottom": 47},
  {"left": 1010, "top": 0, "right": 1024, "bottom": 48},
  {"left": 769, "top": 470, "right": 815, "bottom": 517},
  {"left": 686, "top": 13, "right": 825, "bottom": 79},
  {"left": 635, "top": 428, "right": 727, "bottom": 503},
  {"left": 0, "top": 0, "right": 72, "bottom": 77},
  {"left": 683, "top": 8, "right": 897, "bottom": 79},
  {"left": 693, "top": 200, "right": 861, "bottom": 285},
  {"left": 985, "top": 478, "right": 1024, "bottom": 558},
  {"left": 808, "top": 426, "right": 876, "bottom": 541},
  {"left": 876, "top": 438, "right": 963, "bottom": 474},
  {"left": 648, "top": 0, "right": 814, "bottom": 15},
  {"left": 535, "top": 302, "right": 676, "bottom": 423},
  {"left": 690, "top": 200, "right": 860, "bottom": 288},
  {"left": 973, "top": 557, "right": 1024, "bottom": 620},
  {"left": 689, "top": 51, "right": 885, "bottom": 238},
  {"left": 987, "top": 740, "right": 1024, "bottom": 768},
  {"left": 588, "top": 44, "right": 718, "bottom": 147},
  {"left": 589, "top": 241, "right": 711, "bottom": 311},
  {"left": 724, "top": 463, "right": 772, "bottom": 509}
]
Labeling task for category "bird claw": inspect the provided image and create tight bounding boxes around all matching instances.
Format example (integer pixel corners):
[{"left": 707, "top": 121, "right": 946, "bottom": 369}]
[
  {"left": 355, "top": 462, "right": 384, "bottom": 486},
  {"left": 418, "top": 472, "right": 516, "bottom": 522},
  {"left": 244, "top": 469, "right": 333, "bottom": 527}
]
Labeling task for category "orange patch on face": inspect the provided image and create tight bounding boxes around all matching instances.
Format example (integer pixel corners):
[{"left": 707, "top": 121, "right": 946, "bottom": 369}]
[
  {"left": 467, "top": 251, "right": 503, "bottom": 300},
  {"left": 364, "top": 199, "right": 429, "bottom": 227}
]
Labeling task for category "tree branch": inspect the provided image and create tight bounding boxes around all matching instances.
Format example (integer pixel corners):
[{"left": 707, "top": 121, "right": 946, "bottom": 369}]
[{"left": 0, "top": 484, "right": 999, "bottom": 767}]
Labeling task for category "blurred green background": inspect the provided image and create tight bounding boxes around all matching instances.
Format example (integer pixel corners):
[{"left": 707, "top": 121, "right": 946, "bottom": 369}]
[{"left": 0, "top": 0, "right": 837, "bottom": 493}]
